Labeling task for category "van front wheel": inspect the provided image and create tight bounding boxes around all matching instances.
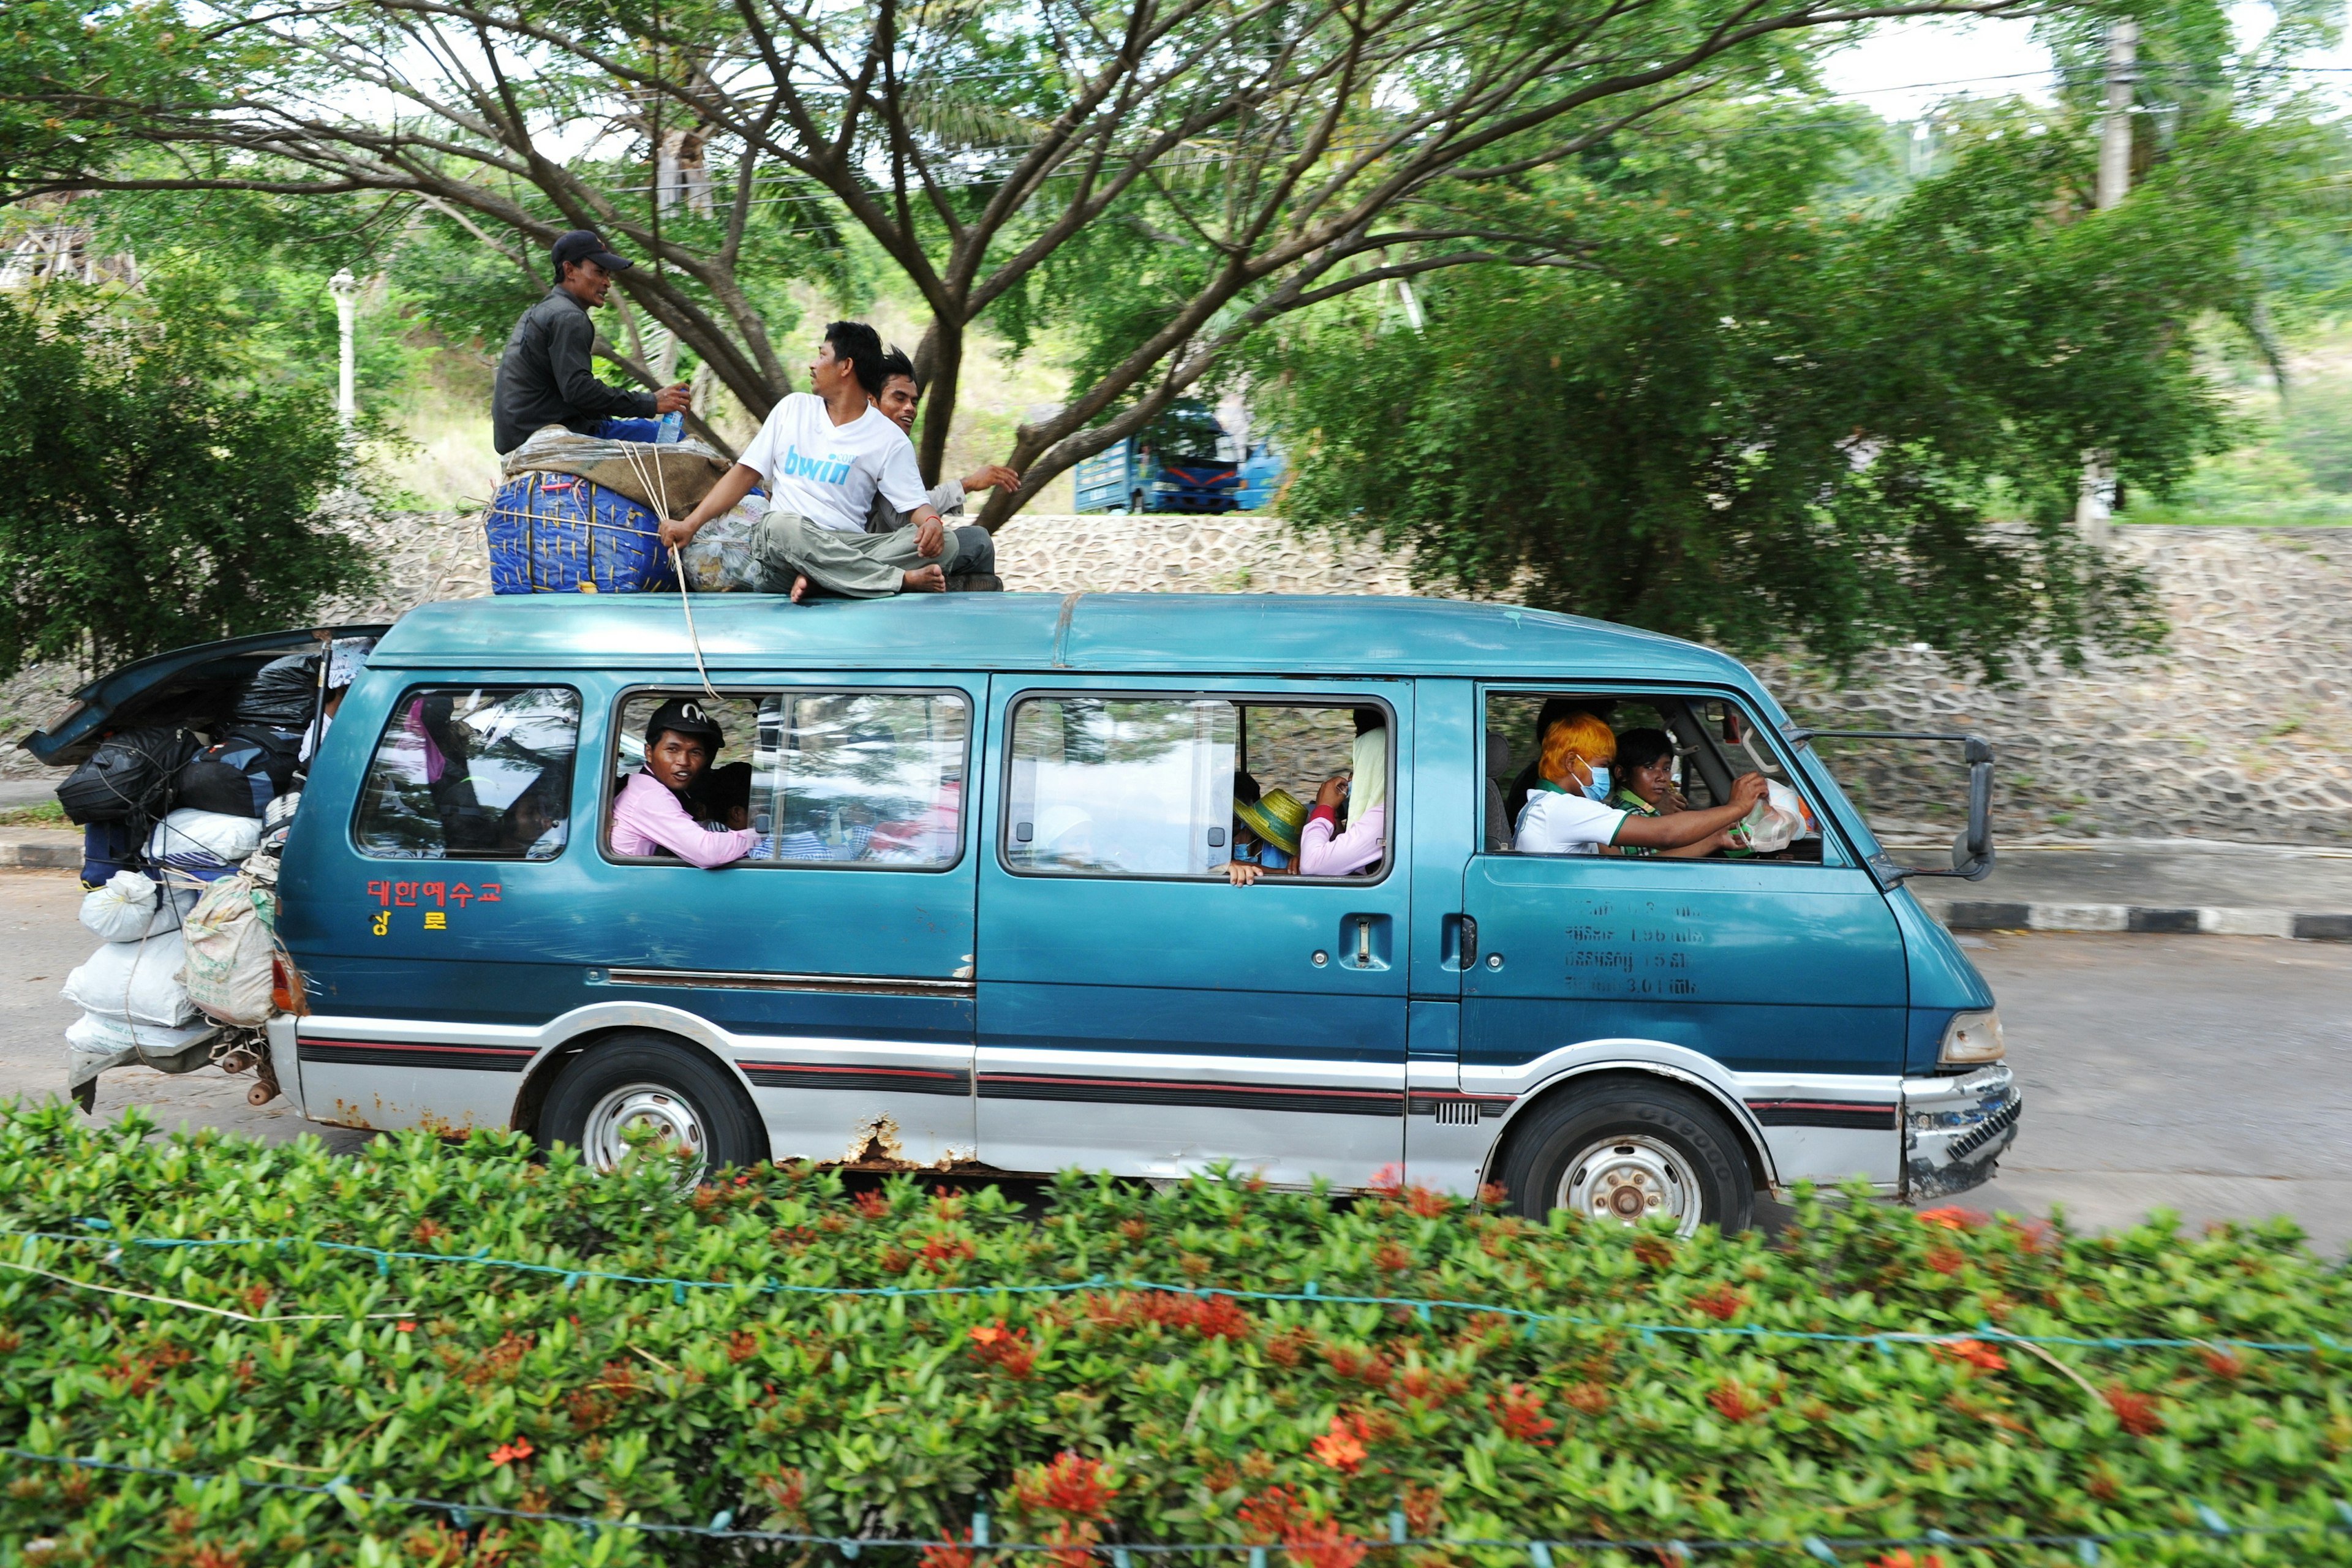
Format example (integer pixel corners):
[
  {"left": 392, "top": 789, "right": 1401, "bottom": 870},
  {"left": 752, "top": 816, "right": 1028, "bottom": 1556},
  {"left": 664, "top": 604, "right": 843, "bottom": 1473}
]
[
  {"left": 539, "top": 1033, "right": 767, "bottom": 1182},
  {"left": 1493, "top": 1082, "right": 1755, "bottom": 1235}
]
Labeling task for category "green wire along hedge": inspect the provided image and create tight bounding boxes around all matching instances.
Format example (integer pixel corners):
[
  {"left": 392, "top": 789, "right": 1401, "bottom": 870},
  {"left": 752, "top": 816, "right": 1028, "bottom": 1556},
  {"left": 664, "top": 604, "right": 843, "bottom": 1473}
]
[{"left": 0, "top": 1105, "right": 2348, "bottom": 1567}]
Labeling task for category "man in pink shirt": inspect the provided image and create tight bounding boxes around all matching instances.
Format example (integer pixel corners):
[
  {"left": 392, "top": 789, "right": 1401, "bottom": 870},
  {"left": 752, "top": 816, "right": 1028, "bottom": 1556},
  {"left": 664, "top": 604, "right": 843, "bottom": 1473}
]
[{"left": 610, "top": 699, "right": 761, "bottom": 867}]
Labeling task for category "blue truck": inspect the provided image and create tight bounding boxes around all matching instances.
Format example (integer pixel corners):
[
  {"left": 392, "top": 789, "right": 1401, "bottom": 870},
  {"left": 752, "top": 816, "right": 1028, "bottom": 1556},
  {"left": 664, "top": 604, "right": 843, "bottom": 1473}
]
[{"left": 1074, "top": 405, "right": 1291, "bottom": 514}]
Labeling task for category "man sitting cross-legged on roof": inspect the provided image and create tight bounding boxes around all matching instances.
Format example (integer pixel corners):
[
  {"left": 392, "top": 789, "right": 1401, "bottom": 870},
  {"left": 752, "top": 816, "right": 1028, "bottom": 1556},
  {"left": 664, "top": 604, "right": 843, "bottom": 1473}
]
[{"left": 660, "top": 322, "right": 988, "bottom": 599}]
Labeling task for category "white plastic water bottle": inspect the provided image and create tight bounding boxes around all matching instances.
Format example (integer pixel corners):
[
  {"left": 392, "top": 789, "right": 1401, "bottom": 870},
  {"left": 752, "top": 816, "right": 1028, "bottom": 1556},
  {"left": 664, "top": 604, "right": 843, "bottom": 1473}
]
[{"left": 655, "top": 410, "right": 684, "bottom": 443}]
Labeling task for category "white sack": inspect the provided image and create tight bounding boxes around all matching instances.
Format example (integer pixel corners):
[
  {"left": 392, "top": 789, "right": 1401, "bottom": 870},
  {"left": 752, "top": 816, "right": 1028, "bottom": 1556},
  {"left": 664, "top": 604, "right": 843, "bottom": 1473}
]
[
  {"left": 78, "top": 872, "right": 198, "bottom": 943},
  {"left": 66, "top": 1012, "right": 218, "bottom": 1094},
  {"left": 147, "top": 808, "right": 262, "bottom": 876},
  {"left": 181, "top": 872, "right": 281, "bottom": 1027},
  {"left": 61, "top": 930, "right": 200, "bottom": 1029}
]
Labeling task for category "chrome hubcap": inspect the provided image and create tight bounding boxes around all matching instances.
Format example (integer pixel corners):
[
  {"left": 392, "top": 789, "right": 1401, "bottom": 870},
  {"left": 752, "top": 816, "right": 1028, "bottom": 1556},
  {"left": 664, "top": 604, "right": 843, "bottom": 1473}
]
[
  {"left": 1560, "top": 1134, "right": 1701, "bottom": 1236},
  {"left": 581, "top": 1084, "right": 706, "bottom": 1177}
]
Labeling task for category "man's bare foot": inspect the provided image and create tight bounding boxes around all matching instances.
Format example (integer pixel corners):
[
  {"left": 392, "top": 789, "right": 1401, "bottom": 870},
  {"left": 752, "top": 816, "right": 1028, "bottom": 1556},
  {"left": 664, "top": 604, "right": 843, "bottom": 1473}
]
[
  {"left": 902, "top": 564, "right": 946, "bottom": 593},
  {"left": 790, "top": 573, "right": 811, "bottom": 603}
]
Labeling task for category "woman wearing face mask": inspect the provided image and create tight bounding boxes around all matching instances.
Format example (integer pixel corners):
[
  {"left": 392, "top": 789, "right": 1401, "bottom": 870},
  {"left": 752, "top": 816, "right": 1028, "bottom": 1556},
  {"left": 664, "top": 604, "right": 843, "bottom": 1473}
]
[{"left": 1515, "top": 713, "right": 1766, "bottom": 856}]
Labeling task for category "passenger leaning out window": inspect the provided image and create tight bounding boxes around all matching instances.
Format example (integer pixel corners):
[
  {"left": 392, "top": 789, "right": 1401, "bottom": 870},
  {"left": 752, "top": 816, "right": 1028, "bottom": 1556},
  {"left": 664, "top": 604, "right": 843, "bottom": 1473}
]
[
  {"left": 611, "top": 700, "right": 760, "bottom": 867},
  {"left": 1515, "top": 712, "right": 1765, "bottom": 856}
]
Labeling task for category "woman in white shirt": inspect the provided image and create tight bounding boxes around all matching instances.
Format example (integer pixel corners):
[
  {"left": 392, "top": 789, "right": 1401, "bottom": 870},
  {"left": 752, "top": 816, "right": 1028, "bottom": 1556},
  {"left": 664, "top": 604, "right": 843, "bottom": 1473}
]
[{"left": 1514, "top": 712, "right": 1768, "bottom": 856}]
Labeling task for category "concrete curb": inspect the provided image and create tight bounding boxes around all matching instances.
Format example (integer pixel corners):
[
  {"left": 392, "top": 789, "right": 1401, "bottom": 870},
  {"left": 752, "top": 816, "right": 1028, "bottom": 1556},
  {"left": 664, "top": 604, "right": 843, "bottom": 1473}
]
[
  {"left": 1921, "top": 898, "right": 2352, "bottom": 941},
  {"left": 0, "top": 832, "right": 80, "bottom": 870}
]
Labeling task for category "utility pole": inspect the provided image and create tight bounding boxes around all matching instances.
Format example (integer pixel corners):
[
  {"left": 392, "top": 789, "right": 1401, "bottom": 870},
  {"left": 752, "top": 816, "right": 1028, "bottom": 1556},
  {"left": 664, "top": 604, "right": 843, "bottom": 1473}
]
[
  {"left": 329, "top": 268, "right": 359, "bottom": 424},
  {"left": 2076, "top": 18, "right": 2138, "bottom": 546}
]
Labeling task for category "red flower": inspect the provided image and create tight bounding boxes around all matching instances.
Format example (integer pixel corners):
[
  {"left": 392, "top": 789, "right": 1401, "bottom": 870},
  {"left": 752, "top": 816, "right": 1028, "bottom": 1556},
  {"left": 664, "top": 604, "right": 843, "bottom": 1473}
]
[
  {"left": 2103, "top": 1387, "right": 2164, "bottom": 1436},
  {"left": 853, "top": 1189, "right": 889, "bottom": 1219},
  {"left": 1366, "top": 1164, "right": 1406, "bottom": 1199},
  {"left": 1310, "top": 1415, "right": 1368, "bottom": 1473},
  {"left": 1689, "top": 1283, "right": 1747, "bottom": 1321},
  {"left": 1490, "top": 1384, "right": 1557, "bottom": 1444},
  {"left": 1934, "top": 1339, "right": 2008, "bottom": 1373},
  {"left": 1707, "top": 1381, "right": 1768, "bottom": 1423},
  {"left": 1373, "top": 1242, "right": 1413, "bottom": 1273},
  {"left": 396, "top": 1320, "right": 417, "bottom": 1332},
  {"left": 2201, "top": 1346, "right": 2245, "bottom": 1379},
  {"left": 967, "top": 1321, "right": 1037, "bottom": 1379},
  {"left": 1868, "top": 1553, "right": 1947, "bottom": 1568},
  {"left": 488, "top": 1437, "right": 533, "bottom": 1466},
  {"left": 1015, "top": 1452, "right": 1119, "bottom": 1519},
  {"left": 1917, "top": 1206, "right": 1985, "bottom": 1231},
  {"left": 1406, "top": 1187, "right": 1452, "bottom": 1219},
  {"left": 1240, "top": 1487, "right": 1368, "bottom": 1568}
]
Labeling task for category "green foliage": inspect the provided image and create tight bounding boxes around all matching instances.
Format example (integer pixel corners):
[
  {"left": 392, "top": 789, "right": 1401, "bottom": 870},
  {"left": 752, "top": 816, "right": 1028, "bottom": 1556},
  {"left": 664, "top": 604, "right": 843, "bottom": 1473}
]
[
  {"left": 1264, "top": 84, "right": 2335, "bottom": 675},
  {"left": 0, "top": 277, "right": 372, "bottom": 676},
  {"left": 2, "top": 1106, "right": 2350, "bottom": 1566}
]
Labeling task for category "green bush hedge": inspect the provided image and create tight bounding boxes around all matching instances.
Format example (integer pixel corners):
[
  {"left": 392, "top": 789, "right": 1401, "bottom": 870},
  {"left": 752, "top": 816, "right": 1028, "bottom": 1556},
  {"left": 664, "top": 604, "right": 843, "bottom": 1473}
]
[{"left": 1, "top": 1106, "right": 2348, "bottom": 1566}]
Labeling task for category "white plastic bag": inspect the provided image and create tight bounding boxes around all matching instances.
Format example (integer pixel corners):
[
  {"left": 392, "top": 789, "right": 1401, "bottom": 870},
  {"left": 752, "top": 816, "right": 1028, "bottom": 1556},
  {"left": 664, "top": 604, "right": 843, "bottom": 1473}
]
[
  {"left": 1732, "top": 780, "right": 1815, "bottom": 855},
  {"left": 146, "top": 808, "right": 262, "bottom": 878},
  {"left": 66, "top": 1011, "right": 219, "bottom": 1093},
  {"left": 61, "top": 930, "right": 201, "bottom": 1029},
  {"left": 77, "top": 871, "right": 202, "bottom": 943},
  {"left": 181, "top": 872, "right": 282, "bottom": 1027},
  {"left": 677, "top": 492, "right": 767, "bottom": 592}
]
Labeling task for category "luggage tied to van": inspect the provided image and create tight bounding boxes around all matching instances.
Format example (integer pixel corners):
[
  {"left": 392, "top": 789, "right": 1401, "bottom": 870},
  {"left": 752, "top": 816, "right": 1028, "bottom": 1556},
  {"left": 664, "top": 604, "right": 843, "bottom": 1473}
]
[
  {"left": 180, "top": 867, "right": 284, "bottom": 1029},
  {"left": 486, "top": 427, "right": 731, "bottom": 597}
]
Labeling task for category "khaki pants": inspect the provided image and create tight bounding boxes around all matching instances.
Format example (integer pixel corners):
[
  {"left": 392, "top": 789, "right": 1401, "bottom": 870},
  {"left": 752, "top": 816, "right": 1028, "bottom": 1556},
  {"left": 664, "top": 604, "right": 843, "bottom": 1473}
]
[{"left": 750, "top": 510, "right": 993, "bottom": 598}]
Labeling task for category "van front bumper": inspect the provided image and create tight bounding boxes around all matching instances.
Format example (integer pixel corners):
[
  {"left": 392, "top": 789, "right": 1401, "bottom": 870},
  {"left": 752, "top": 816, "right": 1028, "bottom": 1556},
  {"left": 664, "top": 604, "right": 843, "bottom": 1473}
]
[{"left": 1900, "top": 1064, "right": 2019, "bottom": 1201}]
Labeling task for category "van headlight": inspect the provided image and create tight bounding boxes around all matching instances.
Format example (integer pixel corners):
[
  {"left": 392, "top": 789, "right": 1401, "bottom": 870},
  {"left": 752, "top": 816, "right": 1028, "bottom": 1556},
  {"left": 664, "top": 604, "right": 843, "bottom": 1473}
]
[{"left": 1940, "top": 1009, "right": 2005, "bottom": 1066}]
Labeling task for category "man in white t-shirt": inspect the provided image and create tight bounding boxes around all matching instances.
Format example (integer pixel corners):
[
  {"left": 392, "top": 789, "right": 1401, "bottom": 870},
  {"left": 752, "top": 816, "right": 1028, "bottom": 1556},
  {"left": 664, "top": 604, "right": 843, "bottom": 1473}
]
[{"left": 662, "top": 322, "right": 988, "bottom": 598}]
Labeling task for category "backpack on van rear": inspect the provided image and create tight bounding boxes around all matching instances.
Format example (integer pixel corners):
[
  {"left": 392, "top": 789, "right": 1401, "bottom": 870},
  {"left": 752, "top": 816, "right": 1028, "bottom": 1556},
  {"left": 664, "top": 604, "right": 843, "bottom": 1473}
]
[{"left": 55, "top": 728, "right": 198, "bottom": 826}]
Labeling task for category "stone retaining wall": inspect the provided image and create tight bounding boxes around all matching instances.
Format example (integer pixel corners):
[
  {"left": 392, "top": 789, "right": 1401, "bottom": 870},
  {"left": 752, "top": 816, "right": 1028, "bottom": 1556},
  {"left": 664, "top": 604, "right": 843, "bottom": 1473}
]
[{"left": 8, "top": 510, "right": 2346, "bottom": 845}]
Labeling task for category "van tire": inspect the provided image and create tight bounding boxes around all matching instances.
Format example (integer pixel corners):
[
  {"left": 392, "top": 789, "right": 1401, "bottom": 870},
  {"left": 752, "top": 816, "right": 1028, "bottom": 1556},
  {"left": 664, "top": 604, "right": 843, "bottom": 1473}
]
[
  {"left": 538, "top": 1033, "right": 767, "bottom": 1181},
  {"left": 1493, "top": 1080, "right": 1755, "bottom": 1235}
]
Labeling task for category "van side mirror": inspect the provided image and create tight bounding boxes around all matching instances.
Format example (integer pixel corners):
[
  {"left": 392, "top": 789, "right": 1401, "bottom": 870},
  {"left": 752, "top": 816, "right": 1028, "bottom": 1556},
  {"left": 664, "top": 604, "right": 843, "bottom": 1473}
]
[{"left": 1787, "top": 729, "right": 1995, "bottom": 884}]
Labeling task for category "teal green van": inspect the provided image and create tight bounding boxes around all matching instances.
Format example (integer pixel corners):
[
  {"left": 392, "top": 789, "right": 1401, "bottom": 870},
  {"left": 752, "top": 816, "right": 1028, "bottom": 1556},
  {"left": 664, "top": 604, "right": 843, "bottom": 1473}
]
[{"left": 238, "top": 592, "right": 2015, "bottom": 1232}]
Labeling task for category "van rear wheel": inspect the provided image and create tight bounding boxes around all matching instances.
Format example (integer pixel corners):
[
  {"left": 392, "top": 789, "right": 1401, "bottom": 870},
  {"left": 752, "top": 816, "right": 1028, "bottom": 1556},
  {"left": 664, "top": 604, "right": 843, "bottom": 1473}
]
[
  {"left": 1493, "top": 1081, "right": 1754, "bottom": 1236},
  {"left": 539, "top": 1033, "right": 766, "bottom": 1182}
]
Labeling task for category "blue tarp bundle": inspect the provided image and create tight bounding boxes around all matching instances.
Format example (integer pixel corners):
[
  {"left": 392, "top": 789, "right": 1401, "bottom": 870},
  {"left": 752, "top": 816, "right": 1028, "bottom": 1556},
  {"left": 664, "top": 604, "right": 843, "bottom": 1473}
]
[{"left": 484, "top": 470, "right": 677, "bottom": 595}]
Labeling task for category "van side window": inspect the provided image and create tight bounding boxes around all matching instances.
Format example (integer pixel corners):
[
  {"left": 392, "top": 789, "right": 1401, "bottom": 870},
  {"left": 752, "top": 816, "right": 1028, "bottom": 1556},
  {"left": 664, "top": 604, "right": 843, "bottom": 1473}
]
[
  {"left": 756, "top": 692, "right": 968, "bottom": 867},
  {"left": 606, "top": 689, "right": 968, "bottom": 869},
  {"left": 1005, "top": 696, "right": 1389, "bottom": 878},
  {"left": 1006, "top": 698, "right": 1235, "bottom": 875},
  {"left": 353, "top": 687, "right": 581, "bottom": 860},
  {"left": 1483, "top": 691, "right": 1826, "bottom": 864}
]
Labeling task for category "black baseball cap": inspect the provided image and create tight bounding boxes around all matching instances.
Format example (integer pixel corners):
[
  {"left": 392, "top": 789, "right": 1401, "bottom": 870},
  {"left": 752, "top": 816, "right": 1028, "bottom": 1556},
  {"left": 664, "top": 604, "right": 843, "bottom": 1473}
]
[
  {"left": 551, "top": 229, "right": 634, "bottom": 279},
  {"left": 644, "top": 698, "right": 723, "bottom": 750}
]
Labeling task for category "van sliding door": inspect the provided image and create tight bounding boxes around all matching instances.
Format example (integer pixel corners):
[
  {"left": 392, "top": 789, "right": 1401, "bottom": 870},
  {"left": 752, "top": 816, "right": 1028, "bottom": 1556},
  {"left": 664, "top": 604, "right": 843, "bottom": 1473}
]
[{"left": 973, "top": 677, "right": 1412, "bottom": 1187}]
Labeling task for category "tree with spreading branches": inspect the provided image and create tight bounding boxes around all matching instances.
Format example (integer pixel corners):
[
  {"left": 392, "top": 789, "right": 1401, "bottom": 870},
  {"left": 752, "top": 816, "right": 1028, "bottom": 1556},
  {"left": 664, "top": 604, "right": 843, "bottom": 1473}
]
[{"left": 5, "top": 0, "right": 2059, "bottom": 525}]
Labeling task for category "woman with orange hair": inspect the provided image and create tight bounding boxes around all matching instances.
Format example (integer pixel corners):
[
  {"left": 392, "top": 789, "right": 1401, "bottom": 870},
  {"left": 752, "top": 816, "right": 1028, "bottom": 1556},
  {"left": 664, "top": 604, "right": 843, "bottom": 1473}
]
[{"left": 1514, "top": 714, "right": 1768, "bottom": 856}]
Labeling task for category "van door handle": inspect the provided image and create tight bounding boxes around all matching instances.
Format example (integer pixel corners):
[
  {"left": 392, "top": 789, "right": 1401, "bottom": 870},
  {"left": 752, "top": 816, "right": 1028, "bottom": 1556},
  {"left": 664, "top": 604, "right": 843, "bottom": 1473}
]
[{"left": 1442, "top": 913, "right": 1477, "bottom": 969}]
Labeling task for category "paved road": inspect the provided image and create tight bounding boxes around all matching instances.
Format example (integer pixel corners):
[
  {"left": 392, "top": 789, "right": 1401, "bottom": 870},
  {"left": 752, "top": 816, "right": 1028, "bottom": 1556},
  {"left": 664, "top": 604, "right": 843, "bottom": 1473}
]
[{"left": 3, "top": 870, "right": 2346, "bottom": 1250}]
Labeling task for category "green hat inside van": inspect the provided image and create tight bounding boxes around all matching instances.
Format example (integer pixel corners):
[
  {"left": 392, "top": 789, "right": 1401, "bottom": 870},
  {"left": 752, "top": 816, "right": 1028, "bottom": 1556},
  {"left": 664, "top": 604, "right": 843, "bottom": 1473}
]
[{"left": 1235, "top": 787, "right": 1308, "bottom": 856}]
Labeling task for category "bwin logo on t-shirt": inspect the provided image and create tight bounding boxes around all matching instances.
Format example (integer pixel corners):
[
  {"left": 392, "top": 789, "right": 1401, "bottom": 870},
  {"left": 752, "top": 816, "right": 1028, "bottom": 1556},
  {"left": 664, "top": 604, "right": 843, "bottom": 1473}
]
[{"left": 781, "top": 447, "right": 853, "bottom": 485}]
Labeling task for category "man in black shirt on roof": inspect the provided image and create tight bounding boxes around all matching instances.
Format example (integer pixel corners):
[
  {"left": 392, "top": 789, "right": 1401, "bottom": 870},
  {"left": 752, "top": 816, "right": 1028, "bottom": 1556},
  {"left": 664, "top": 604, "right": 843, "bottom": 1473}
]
[{"left": 491, "top": 230, "right": 692, "bottom": 454}]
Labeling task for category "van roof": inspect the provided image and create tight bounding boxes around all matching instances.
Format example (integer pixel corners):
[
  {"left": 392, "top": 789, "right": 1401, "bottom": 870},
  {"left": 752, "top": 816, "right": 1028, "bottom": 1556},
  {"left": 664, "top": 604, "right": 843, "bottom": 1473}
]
[{"left": 368, "top": 592, "right": 1754, "bottom": 684}]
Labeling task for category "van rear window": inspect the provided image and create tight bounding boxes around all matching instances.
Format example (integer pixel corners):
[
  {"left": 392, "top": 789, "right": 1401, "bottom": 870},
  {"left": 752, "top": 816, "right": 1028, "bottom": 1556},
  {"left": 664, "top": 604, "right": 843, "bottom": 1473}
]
[{"left": 353, "top": 687, "right": 581, "bottom": 861}]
